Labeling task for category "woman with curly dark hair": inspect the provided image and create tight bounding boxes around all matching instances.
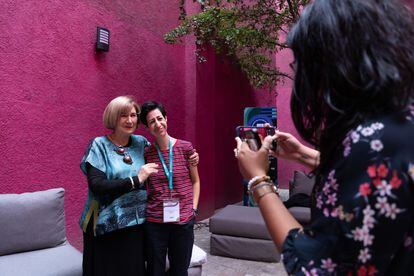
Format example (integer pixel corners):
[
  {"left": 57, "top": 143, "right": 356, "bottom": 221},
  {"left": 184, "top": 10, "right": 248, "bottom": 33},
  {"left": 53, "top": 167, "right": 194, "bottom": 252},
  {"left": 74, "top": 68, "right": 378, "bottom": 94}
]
[{"left": 235, "top": 0, "right": 414, "bottom": 274}]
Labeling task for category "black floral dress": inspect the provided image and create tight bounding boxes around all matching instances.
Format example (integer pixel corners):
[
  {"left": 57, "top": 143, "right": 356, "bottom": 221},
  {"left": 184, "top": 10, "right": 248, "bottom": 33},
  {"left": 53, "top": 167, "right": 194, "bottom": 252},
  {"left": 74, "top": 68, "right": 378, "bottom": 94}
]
[{"left": 282, "top": 106, "right": 414, "bottom": 275}]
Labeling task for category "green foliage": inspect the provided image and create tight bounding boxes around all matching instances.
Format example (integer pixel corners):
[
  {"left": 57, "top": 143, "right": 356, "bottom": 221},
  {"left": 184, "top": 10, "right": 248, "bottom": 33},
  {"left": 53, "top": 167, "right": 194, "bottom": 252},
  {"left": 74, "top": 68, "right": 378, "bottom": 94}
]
[{"left": 165, "top": 0, "right": 310, "bottom": 89}]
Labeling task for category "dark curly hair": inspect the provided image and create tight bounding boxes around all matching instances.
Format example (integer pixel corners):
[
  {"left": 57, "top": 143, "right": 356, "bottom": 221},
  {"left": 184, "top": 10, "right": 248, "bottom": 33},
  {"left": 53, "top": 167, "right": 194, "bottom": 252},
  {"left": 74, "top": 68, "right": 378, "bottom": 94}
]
[
  {"left": 287, "top": 0, "right": 414, "bottom": 172},
  {"left": 140, "top": 101, "right": 167, "bottom": 127}
]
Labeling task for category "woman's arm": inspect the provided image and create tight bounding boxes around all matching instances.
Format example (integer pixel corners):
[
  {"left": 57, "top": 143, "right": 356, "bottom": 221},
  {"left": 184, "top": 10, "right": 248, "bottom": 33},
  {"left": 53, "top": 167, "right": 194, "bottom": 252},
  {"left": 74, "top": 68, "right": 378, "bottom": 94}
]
[
  {"left": 235, "top": 138, "right": 302, "bottom": 250},
  {"left": 254, "top": 188, "right": 302, "bottom": 251},
  {"left": 237, "top": 125, "right": 414, "bottom": 274},
  {"left": 87, "top": 163, "right": 158, "bottom": 197},
  {"left": 86, "top": 164, "right": 137, "bottom": 196},
  {"left": 265, "top": 131, "right": 319, "bottom": 170},
  {"left": 189, "top": 165, "right": 200, "bottom": 210}
]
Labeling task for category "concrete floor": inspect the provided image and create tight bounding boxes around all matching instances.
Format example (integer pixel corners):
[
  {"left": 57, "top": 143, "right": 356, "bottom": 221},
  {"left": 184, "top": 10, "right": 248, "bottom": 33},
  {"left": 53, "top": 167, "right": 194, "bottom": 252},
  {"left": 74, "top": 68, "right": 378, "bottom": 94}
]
[{"left": 193, "top": 221, "right": 287, "bottom": 276}]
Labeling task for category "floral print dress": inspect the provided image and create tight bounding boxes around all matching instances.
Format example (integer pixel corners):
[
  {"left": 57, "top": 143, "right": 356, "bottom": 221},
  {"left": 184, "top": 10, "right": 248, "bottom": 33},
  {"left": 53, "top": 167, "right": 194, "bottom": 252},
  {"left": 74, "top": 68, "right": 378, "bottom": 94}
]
[{"left": 282, "top": 107, "right": 414, "bottom": 275}]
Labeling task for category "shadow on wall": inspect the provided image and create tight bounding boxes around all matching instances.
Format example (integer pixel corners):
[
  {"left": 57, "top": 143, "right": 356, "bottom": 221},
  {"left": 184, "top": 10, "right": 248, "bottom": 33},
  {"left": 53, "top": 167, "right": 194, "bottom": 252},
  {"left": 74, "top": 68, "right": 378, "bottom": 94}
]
[{"left": 195, "top": 47, "right": 262, "bottom": 218}]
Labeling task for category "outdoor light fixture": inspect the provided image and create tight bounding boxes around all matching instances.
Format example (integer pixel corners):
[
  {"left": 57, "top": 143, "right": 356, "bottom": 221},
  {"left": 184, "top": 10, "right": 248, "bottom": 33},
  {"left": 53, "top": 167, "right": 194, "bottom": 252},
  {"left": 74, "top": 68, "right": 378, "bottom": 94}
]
[{"left": 96, "top": 27, "right": 109, "bottom": 52}]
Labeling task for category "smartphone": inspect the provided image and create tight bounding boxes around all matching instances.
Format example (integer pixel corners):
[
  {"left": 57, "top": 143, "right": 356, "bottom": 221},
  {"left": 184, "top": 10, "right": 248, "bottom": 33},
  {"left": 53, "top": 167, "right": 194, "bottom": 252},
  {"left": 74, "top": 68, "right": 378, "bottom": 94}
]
[{"left": 236, "top": 126, "right": 276, "bottom": 151}]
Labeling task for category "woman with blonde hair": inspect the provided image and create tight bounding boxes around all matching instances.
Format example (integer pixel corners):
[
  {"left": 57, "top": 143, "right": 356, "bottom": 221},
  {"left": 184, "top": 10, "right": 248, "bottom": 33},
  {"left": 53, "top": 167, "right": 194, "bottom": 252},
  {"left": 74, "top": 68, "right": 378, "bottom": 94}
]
[{"left": 79, "top": 96, "right": 198, "bottom": 275}]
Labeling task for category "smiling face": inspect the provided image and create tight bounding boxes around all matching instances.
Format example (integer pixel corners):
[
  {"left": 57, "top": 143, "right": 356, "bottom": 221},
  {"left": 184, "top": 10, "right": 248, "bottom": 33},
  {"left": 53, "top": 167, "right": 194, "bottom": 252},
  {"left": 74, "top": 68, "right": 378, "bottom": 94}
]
[
  {"left": 114, "top": 105, "right": 138, "bottom": 137},
  {"left": 146, "top": 108, "right": 168, "bottom": 138}
]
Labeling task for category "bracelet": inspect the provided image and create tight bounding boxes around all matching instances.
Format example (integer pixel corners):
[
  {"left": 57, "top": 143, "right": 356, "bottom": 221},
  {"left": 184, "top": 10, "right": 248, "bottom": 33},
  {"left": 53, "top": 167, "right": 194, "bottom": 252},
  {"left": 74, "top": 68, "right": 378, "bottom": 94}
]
[
  {"left": 247, "top": 175, "right": 271, "bottom": 191},
  {"left": 248, "top": 182, "right": 271, "bottom": 195},
  {"left": 129, "top": 177, "right": 135, "bottom": 190},
  {"left": 247, "top": 176, "right": 264, "bottom": 190},
  {"left": 252, "top": 182, "right": 279, "bottom": 204}
]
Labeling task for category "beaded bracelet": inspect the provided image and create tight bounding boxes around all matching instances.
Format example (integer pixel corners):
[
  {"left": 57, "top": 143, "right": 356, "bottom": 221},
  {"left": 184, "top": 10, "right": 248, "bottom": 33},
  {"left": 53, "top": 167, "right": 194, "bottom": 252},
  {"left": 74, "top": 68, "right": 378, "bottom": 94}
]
[
  {"left": 247, "top": 175, "right": 271, "bottom": 191},
  {"left": 249, "top": 181, "right": 271, "bottom": 195}
]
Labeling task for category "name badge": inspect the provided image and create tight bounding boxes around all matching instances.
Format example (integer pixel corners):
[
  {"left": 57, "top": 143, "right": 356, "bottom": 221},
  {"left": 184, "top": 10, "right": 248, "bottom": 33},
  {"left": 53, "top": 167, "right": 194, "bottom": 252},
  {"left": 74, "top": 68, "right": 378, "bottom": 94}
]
[{"left": 163, "top": 199, "right": 180, "bottom": 223}]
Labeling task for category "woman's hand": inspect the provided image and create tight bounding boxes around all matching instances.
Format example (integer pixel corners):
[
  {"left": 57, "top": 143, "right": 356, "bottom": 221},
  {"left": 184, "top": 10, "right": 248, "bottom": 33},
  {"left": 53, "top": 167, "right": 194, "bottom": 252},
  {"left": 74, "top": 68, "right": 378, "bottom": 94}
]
[
  {"left": 234, "top": 137, "right": 269, "bottom": 180},
  {"left": 269, "top": 130, "right": 320, "bottom": 169},
  {"left": 137, "top": 163, "right": 159, "bottom": 183},
  {"left": 189, "top": 151, "right": 199, "bottom": 167},
  {"left": 270, "top": 130, "right": 304, "bottom": 161}
]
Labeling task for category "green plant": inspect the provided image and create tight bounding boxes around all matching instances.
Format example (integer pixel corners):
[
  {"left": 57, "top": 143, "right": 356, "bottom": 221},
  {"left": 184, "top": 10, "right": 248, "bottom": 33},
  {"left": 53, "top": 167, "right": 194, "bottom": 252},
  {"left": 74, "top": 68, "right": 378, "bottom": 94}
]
[{"left": 165, "top": 0, "right": 310, "bottom": 89}]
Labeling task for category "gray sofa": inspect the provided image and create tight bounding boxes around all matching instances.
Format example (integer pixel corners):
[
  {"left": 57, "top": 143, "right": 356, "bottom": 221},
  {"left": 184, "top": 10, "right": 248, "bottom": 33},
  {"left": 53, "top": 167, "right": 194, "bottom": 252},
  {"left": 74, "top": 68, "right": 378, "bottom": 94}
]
[
  {"left": 209, "top": 171, "right": 314, "bottom": 262},
  {"left": 287, "top": 170, "right": 315, "bottom": 225},
  {"left": 0, "top": 188, "right": 82, "bottom": 276},
  {"left": 210, "top": 204, "right": 280, "bottom": 262}
]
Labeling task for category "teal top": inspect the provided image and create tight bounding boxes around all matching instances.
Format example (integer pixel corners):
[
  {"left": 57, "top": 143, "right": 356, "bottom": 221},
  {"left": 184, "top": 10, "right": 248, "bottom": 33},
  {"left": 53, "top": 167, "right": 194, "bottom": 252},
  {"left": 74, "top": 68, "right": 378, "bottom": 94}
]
[{"left": 78, "top": 134, "right": 149, "bottom": 236}]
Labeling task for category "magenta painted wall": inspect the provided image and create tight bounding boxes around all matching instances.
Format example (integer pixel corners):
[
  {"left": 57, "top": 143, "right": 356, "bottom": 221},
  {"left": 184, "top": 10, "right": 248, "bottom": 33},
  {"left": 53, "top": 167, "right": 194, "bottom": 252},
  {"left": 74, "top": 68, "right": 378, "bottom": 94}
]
[
  {"left": 0, "top": 0, "right": 273, "bottom": 251},
  {"left": 3, "top": 0, "right": 412, "bottom": 253},
  {"left": 275, "top": 0, "right": 414, "bottom": 186},
  {"left": 275, "top": 43, "right": 310, "bottom": 187},
  {"left": 194, "top": 49, "right": 275, "bottom": 214},
  {"left": 0, "top": 0, "right": 191, "bottom": 250}
]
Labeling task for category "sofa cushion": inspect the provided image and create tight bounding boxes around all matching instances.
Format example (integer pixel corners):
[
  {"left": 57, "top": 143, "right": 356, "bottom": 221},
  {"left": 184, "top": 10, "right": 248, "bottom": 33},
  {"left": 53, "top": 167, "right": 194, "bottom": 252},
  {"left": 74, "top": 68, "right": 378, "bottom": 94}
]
[
  {"left": 188, "top": 244, "right": 208, "bottom": 267},
  {"left": 288, "top": 206, "right": 311, "bottom": 225},
  {"left": 210, "top": 233, "right": 279, "bottom": 262},
  {"left": 0, "top": 188, "right": 66, "bottom": 256},
  {"left": 0, "top": 243, "right": 82, "bottom": 276},
  {"left": 209, "top": 205, "right": 271, "bottom": 240},
  {"left": 166, "top": 244, "right": 207, "bottom": 271},
  {"left": 290, "top": 170, "right": 315, "bottom": 196}
]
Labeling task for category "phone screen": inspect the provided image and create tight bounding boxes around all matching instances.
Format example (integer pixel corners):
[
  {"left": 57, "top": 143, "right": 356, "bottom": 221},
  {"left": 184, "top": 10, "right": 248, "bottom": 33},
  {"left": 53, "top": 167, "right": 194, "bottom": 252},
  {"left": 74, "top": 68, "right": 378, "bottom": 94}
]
[{"left": 236, "top": 126, "right": 276, "bottom": 151}]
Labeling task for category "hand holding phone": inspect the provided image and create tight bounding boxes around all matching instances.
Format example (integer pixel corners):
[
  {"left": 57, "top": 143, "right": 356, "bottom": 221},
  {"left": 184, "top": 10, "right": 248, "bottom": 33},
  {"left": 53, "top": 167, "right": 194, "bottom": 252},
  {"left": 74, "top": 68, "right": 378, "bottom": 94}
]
[{"left": 236, "top": 126, "right": 277, "bottom": 151}]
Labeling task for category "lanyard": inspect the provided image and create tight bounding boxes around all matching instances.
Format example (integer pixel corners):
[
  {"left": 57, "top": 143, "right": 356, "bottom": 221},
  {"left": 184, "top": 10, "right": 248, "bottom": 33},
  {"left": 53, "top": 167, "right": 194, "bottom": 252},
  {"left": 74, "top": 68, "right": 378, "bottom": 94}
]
[{"left": 154, "top": 139, "right": 174, "bottom": 190}]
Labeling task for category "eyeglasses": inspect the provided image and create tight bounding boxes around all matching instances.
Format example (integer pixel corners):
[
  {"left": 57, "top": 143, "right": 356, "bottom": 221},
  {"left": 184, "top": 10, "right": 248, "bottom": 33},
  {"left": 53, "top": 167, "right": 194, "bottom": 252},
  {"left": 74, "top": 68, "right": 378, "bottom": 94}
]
[{"left": 114, "top": 146, "right": 133, "bottom": 164}]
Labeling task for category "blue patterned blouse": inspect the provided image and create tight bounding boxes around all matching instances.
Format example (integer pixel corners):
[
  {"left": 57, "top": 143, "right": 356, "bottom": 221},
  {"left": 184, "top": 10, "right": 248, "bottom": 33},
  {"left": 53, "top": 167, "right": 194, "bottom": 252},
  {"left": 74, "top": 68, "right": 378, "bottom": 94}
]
[{"left": 79, "top": 134, "right": 149, "bottom": 236}]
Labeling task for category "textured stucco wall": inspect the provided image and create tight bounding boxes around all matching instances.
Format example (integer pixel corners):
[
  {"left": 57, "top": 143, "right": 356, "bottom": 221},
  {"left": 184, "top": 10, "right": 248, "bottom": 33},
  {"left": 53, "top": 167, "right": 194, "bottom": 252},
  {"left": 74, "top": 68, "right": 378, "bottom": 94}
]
[
  {"left": 4, "top": 0, "right": 411, "bottom": 253},
  {"left": 275, "top": 45, "right": 310, "bottom": 187},
  {"left": 0, "top": 0, "right": 189, "bottom": 250},
  {"left": 0, "top": 0, "right": 272, "bottom": 251},
  {"left": 275, "top": 0, "right": 414, "bottom": 185},
  {"left": 195, "top": 49, "right": 275, "bottom": 213}
]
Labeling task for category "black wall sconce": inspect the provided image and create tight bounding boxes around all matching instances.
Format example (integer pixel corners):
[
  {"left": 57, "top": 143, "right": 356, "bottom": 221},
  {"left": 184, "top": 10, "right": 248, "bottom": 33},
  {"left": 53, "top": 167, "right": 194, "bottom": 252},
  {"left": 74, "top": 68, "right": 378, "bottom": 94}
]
[{"left": 96, "top": 27, "right": 109, "bottom": 52}]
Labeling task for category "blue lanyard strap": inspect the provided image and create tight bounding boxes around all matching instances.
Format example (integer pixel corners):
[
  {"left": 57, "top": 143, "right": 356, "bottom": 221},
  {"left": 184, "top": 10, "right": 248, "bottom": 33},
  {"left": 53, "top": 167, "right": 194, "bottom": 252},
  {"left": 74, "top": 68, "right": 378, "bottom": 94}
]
[{"left": 154, "top": 139, "right": 174, "bottom": 190}]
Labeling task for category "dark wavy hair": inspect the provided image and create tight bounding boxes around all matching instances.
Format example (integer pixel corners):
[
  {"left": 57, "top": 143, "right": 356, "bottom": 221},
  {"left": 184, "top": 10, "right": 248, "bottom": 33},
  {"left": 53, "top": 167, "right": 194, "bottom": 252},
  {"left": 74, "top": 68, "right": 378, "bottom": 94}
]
[
  {"left": 287, "top": 0, "right": 414, "bottom": 172},
  {"left": 140, "top": 101, "right": 167, "bottom": 127}
]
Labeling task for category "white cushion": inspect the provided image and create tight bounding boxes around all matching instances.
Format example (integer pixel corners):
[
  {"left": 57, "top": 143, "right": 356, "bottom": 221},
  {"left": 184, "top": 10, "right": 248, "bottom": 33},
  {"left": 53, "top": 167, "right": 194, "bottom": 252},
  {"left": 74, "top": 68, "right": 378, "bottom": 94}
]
[
  {"left": 189, "top": 244, "right": 208, "bottom": 267},
  {"left": 166, "top": 244, "right": 207, "bottom": 270}
]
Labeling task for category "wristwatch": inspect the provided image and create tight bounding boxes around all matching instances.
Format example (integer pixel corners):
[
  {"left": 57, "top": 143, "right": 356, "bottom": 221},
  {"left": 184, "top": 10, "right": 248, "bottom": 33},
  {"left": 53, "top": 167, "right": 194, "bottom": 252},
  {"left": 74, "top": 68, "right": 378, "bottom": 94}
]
[{"left": 252, "top": 182, "right": 278, "bottom": 204}]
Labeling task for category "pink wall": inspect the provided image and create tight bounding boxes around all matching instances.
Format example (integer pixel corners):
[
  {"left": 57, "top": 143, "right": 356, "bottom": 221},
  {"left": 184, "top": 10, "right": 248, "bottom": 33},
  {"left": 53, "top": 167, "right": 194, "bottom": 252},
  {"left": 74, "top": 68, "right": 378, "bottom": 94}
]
[
  {"left": 275, "top": 44, "right": 310, "bottom": 186},
  {"left": 0, "top": 0, "right": 274, "bottom": 251},
  {"left": 4, "top": 0, "right": 411, "bottom": 253},
  {"left": 0, "top": 0, "right": 190, "bottom": 250},
  {"left": 275, "top": 0, "right": 414, "bottom": 185},
  {"left": 194, "top": 49, "right": 275, "bottom": 213}
]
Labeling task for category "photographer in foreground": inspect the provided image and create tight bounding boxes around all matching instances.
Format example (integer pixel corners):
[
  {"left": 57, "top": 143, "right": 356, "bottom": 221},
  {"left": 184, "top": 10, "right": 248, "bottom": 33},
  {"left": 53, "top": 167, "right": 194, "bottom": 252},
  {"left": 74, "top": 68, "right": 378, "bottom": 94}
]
[{"left": 235, "top": 0, "right": 414, "bottom": 274}]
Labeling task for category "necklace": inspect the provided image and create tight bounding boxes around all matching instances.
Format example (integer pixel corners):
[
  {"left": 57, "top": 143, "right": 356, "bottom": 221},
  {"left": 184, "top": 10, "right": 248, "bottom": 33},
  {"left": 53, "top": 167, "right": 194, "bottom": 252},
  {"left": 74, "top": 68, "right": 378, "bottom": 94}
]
[{"left": 107, "top": 135, "right": 133, "bottom": 164}]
